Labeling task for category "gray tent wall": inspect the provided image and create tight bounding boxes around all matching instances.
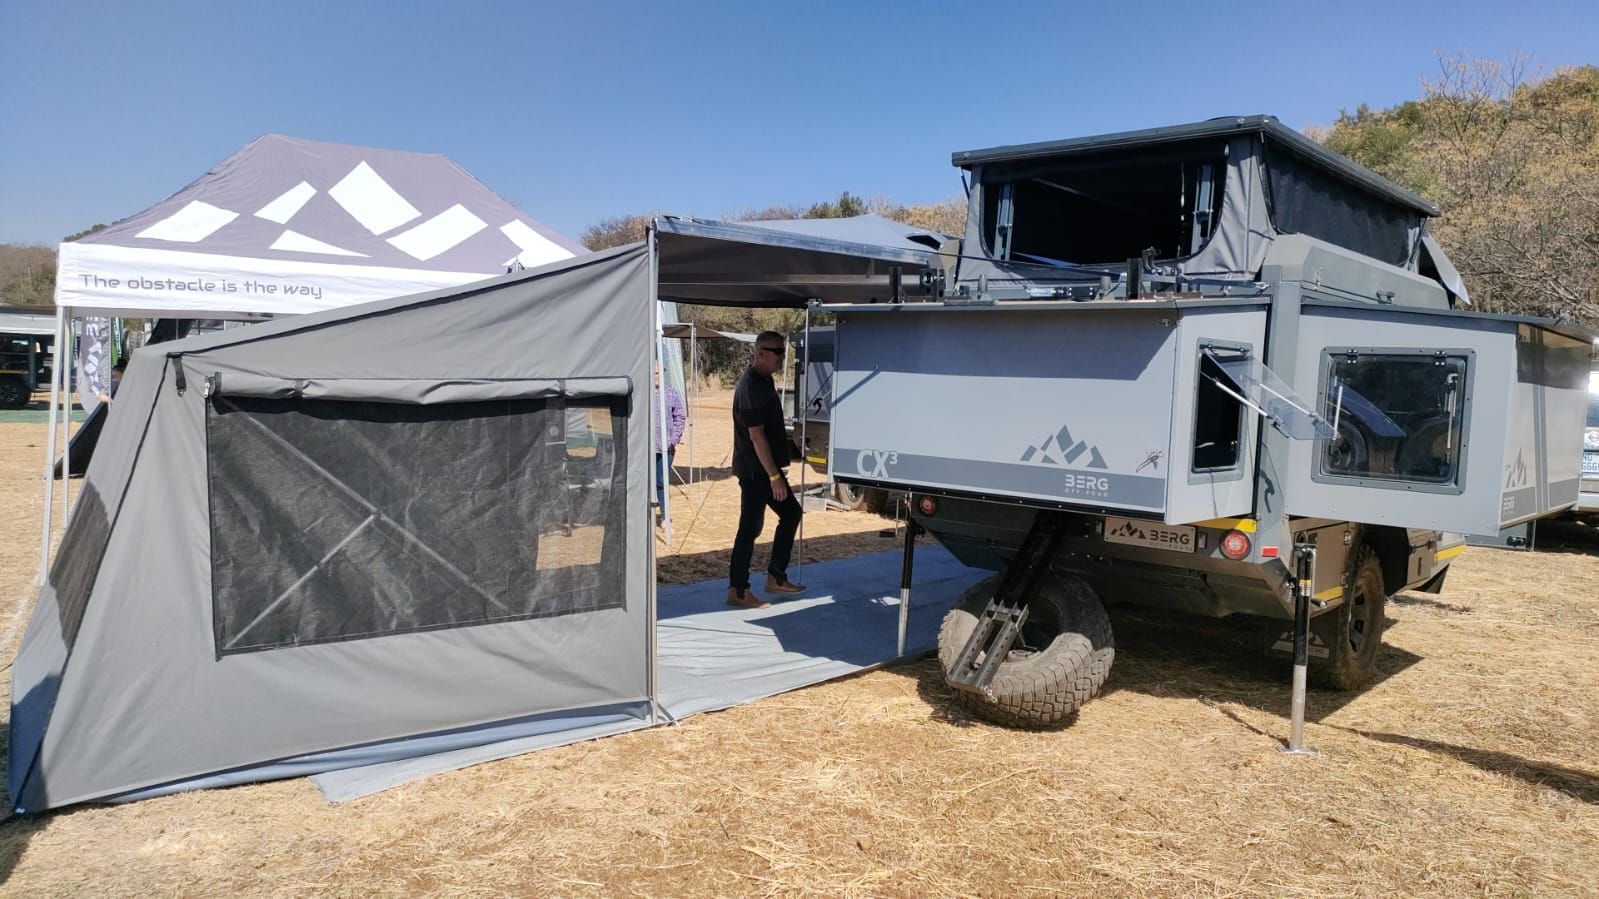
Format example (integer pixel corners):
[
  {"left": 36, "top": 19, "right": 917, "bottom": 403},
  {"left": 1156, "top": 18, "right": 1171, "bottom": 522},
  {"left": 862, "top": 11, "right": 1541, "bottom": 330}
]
[{"left": 10, "top": 244, "right": 654, "bottom": 812}]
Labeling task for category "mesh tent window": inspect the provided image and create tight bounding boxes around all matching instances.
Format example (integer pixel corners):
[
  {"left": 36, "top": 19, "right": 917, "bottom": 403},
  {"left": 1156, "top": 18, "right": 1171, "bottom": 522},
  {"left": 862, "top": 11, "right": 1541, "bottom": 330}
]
[
  {"left": 207, "top": 394, "right": 627, "bottom": 655},
  {"left": 1262, "top": 140, "right": 1420, "bottom": 266},
  {"left": 978, "top": 140, "right": 1230, "bottom": 265}
]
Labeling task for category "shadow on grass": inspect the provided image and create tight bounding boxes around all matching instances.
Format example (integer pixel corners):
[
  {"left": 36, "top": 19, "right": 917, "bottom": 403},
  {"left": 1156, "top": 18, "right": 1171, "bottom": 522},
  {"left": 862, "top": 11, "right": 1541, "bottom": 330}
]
[
  {"left": 1331, "top": 725, "right": 1599, "bottom": 805},
  {"left": 1097, "top": 604, "right": 1422, "bottom": 722},
  {"left": 0, "top": 724, "right": 47, "bottom": 885},
  {"left": 1525, "top": 518, "right": 1599, "bottom": 556}
]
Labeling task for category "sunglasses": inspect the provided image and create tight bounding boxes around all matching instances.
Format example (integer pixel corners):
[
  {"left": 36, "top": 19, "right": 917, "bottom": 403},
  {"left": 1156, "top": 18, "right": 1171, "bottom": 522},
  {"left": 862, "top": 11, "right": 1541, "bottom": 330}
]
[{"left": 758, "top": 346, "right": 786, "bottom": 358}]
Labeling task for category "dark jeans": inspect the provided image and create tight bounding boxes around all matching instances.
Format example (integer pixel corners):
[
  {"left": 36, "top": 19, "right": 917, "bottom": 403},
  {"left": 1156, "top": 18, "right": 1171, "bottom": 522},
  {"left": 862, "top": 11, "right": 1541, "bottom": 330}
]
[
  {"left": 654, "top": 447, "right": 676, "bottom": 509},
  {"left": 729, "top": 476, "right": 803, "bottom": 590}
]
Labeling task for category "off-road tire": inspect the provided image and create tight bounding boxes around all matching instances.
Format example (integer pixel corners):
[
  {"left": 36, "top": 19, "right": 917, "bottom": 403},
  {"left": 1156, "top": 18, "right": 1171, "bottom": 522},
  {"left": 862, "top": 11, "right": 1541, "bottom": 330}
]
[
  {"left": 833, "top": 482, "right": 886, "bottom": 514},
  {"left": 937, "top": 574, "right": 1115, "bottom": 727},
  {"left": 1310, "top": 546, "right": 1387, "bottom": 690},
  {"left": 0, "top": 375, "right": 28, "bottom": 410}
]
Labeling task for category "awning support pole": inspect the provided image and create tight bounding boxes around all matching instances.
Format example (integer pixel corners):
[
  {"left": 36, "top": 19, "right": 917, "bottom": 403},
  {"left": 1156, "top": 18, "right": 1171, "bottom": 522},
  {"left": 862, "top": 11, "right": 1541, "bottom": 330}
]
[
  {"left": 61, "top": 317, "right": 72, "bottom": 521},
  {"left": 897, "top": 501, "right": 919, "bottom": 657},
  {"left": 646, "top": 232, "right": 663, "bottom": 724},
  {"left": 796, "top": 303, "right": 812, "bottom": 572},
  {"left": 37, "top": 307, "right": 65, "bottom": 584},
  {"left": 1280, "top": 543, "right": 1318, "bottom": 756},
  {"left": 688, "top": 323, "right": 697, "bottom": 485}
]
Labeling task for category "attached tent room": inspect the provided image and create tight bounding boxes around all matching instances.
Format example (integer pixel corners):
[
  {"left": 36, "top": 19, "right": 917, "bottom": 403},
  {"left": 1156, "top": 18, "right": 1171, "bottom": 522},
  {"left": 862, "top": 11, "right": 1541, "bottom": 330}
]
[{"left": 11, "top": 220, "right": 976, "bottom": 813}]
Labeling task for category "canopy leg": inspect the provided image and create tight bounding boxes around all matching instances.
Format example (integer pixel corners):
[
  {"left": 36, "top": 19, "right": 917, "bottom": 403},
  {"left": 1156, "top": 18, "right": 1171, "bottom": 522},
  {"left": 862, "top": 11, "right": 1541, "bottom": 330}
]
[
  {"left": 37, "top": 307, "right": 65, "bottom": 584},
  {"left": 897, "top": 500, "right": 920, "bottom": 657}
]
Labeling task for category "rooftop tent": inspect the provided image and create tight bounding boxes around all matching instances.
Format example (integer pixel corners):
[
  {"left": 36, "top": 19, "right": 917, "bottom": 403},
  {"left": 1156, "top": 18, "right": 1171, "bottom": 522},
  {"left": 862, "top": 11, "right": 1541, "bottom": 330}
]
[
  {"left": 55, "top": 133, "right": 584, "bottom": 319},
  {"left": 950, "top": 115, "right": 1454, "bottom": 292},
  {"left": 11, "top": 245, "right": 653, "bottom": 813}
]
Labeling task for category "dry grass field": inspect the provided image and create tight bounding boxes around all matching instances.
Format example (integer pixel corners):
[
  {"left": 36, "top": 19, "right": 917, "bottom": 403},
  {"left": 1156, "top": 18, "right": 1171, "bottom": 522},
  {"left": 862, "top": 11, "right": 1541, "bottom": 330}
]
[{"left": 0, "top": 388, "right": 1596, "bottom": 897}]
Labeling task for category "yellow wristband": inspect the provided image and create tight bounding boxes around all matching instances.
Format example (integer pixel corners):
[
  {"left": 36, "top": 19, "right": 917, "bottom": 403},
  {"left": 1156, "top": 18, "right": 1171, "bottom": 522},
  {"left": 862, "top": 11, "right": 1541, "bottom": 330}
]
[{"left": 768, "top": 472, "right": 781, "bottom": 482}]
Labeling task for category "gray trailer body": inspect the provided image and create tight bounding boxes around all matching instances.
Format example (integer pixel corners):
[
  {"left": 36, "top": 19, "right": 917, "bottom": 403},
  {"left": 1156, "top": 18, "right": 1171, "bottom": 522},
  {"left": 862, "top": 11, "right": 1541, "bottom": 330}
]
[{"left": 826, "top": 116, "right": 1593, "bottom": 631}]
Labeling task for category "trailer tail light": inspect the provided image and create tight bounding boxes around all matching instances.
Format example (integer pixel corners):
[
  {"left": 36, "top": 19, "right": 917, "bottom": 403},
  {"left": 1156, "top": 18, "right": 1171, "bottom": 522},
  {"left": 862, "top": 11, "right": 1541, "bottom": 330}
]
[
  {"left": 916, "top": 494, "right": 938, "bottom": 517},
  {"left": 1259, "top": 545, "right": 1280, "bottom": 559},
  {"left": 1220, "top": 530, "right": 1252, "bottom": 560}
]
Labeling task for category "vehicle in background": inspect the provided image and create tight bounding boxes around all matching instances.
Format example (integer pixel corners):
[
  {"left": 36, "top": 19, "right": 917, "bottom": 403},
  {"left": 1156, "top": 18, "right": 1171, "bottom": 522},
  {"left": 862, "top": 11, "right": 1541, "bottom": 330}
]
[
  {"left": 0, "top": 333, "right": 53, "bottom": 409},
  {"left": 1579, "top": 365, "right": 1599, "bottom": 520}
]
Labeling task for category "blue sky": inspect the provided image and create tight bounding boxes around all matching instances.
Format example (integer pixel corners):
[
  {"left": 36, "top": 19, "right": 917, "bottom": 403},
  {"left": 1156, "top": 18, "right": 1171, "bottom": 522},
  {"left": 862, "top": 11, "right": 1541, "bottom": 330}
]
[{"left": 2, "top": 0, "right": 1595, "bottom": 246}]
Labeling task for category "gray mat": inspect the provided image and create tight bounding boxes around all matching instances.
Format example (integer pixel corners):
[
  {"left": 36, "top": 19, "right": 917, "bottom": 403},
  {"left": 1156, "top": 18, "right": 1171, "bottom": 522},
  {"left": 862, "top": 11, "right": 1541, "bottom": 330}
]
[{"left": 313, "top": 545, "right": 982, "bottom": 802}]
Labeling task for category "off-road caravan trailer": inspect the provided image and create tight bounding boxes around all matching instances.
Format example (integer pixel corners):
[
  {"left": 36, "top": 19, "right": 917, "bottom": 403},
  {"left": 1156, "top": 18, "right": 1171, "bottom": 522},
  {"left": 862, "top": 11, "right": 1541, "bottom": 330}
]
[{"left": 824, "top": 116, "right": 1594, "bottom": 735}]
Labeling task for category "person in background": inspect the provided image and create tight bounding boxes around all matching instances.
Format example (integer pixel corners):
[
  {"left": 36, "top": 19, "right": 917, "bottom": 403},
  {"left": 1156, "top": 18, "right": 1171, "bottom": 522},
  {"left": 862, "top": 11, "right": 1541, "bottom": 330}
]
[
  {"left": 653, "top": 365, "right": 687, "bottom": 516},
  {"left": 727, "top": 331, "right": 805, "bottom": 609},
  {"left": 95, "top": 361, "right": 126, "bottom": 409}
]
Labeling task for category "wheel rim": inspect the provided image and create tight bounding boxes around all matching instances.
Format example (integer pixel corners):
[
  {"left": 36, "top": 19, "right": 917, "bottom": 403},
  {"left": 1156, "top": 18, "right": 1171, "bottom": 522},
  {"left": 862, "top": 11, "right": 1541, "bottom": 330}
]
[{"left": 836, "top": 483, "right": 862, "bottom": 505}]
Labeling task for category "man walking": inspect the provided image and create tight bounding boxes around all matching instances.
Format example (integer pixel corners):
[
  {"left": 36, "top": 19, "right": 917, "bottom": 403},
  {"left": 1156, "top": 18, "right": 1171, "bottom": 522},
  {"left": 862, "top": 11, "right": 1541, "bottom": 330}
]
[{"left": 727, "top": 331, "right": 805, "bottom": 609}]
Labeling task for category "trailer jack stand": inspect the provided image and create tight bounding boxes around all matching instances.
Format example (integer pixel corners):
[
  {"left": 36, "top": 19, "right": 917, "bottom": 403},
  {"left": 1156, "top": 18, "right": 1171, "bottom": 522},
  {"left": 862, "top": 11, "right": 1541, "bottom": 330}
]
[
  {"left": 946, "top": 511, "right": 1070, "bottom": 695},
  {"left": 1279, "top": 542, "right": 1319, "bottom": 757}
]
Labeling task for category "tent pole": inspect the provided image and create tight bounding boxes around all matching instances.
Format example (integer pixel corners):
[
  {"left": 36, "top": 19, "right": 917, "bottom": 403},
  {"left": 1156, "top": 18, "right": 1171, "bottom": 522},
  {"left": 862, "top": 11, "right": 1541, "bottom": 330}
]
[
  {"left": 646, "top": 231, "right": 662, "bottom": 725},
  {"left": 689, "top": 324, "right": 696, "bottom": 485},
  {"left": 797, "top": 303, "right": 812, "bottom": 572},
  {"left": 61, "top": 316, "right": 72, "bottom": 519},
  {"left": 38, "top": 307, "right": 65, "bottom": 583}
]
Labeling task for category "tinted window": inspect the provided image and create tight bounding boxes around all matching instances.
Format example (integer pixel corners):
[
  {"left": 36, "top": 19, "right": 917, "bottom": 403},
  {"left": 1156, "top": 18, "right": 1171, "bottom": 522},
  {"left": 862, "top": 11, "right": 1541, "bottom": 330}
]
[
  {"left": 1320, "top": 353, "right": 1468, "bottom": 486},
  {"left": 208, "top": 394, "right": 627, "bottom": 655},
  {"left": 1193, "top": 354, "right": 1244, "bottom": 471}
]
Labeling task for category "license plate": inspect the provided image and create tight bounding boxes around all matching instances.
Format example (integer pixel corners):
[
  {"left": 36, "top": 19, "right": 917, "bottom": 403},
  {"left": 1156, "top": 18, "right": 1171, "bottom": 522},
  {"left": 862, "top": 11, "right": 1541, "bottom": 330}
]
[
  {"left": 1584, "top": 453, "right": 1599, "bottom": 475},
  {"left": 1103, "top": 517, "right": 1197, "bottom": 553}
]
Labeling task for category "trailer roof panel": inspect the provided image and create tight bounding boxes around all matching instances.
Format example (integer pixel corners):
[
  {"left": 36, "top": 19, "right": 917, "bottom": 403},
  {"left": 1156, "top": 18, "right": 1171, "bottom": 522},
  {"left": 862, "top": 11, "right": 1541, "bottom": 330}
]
[{"left": 952, "top": 115, "right": 1440, "bottom": 217}]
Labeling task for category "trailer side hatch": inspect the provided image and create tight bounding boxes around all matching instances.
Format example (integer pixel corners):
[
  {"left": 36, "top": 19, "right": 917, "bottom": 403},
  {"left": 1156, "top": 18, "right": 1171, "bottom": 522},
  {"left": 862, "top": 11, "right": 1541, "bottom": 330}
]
[
  {"left": 1202, "top": 346, "right": 1333, "bottom": 441},
  {"left": 1286, "top": 303, "right": 1593, "bottom": 534}
]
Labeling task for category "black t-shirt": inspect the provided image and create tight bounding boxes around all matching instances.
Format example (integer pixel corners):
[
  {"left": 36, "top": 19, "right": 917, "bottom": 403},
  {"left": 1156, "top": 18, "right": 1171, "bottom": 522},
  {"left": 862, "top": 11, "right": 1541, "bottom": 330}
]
[{"left": 732, "top": 366, "right": 789, "bottom": 482}]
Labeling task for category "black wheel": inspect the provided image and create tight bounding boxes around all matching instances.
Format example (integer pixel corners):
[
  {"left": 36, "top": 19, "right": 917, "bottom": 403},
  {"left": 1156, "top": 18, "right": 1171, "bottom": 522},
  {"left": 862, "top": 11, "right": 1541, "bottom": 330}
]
[
  {"left": 937, "top": 573, "right": 1115, "bottom": 727},
  {"left": 1310, "top": 545, "right": 1387, "bottom": 690},
  {"left": 833, "top": 482, "right": 887, "bottom": 514},
  {"left": 0, "top": 375, "right": 28, "bottom": 410}
]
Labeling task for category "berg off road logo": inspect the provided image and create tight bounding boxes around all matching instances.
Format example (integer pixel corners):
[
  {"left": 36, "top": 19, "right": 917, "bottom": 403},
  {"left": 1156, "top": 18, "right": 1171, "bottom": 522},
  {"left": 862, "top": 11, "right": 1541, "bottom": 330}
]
[
  {"left": 1062, "top": 473, "right": 1111, "bottom": 498},
  {"left": 1505, "top": 450, "right": 1530, "bottom": 490},
  {"left": 1108, "top": 520, "right": 1145, "bottom": 540},
  {"left": 1104, "top": 517, "right": 1196, "bottom": 551}
]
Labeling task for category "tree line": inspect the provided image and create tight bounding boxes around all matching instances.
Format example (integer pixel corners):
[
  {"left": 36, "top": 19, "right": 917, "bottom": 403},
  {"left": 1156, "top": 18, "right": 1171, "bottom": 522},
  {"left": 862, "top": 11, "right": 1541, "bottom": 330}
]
[{"left": 1318, "top": 55, "right": 1598, "bottom": 325}]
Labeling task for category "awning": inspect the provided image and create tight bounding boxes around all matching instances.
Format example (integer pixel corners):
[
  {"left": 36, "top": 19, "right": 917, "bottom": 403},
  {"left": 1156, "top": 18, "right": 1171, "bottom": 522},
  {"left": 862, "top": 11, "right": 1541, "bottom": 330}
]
[{"left": 654, "top": 215, "right": 948, "bottom": 308}]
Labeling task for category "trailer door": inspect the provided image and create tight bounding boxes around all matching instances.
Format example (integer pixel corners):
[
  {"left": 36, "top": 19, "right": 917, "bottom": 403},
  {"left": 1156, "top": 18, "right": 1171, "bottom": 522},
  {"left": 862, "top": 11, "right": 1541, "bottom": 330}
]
[{"left": 1285, "top": 303, "right": 1592, "bottom": 534}]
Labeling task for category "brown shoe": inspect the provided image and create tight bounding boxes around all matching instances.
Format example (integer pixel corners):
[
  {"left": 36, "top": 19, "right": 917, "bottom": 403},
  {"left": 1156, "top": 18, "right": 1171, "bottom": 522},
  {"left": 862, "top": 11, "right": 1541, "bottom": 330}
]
[
  {"left": 727, "top": 588, "right": 771, "bottom": 609},
  {"left": 764, "top": 574, "right": 806, "bottom": 595}
]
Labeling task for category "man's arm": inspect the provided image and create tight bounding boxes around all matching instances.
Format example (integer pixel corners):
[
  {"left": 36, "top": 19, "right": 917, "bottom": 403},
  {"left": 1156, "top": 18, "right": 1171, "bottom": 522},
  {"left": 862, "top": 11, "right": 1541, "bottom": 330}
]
[{"left": 746, "top": 426, "right": 788, "bottom": 502}]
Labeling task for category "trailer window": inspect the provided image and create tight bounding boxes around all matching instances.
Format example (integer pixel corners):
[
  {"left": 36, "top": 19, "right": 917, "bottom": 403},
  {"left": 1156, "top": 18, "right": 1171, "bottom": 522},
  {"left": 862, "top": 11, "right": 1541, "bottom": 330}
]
[
  {"left": 1193, "top": 354, "right": 1244, "bottom": 471},
  {"left": 1319, "top": 351, "right": 1470, "bottom": 487},
  {"left": 980, "top": 140, "right": 1228, "bottom": 266}
]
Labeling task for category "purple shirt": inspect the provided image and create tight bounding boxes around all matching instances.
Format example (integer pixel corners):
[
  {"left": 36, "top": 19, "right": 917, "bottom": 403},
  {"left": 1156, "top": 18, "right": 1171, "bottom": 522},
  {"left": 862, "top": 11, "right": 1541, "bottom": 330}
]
[{"left": 653, "top": 383, "right": 687, "bottom": 449}]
